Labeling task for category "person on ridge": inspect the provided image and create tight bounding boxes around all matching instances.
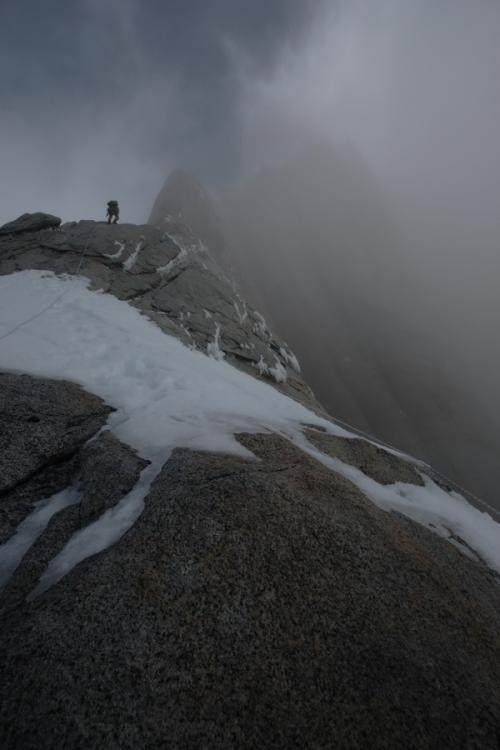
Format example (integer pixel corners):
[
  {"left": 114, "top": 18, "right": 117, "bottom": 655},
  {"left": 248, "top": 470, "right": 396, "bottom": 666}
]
[{"left": 106, "top": 200, "right": 119, "bottom": 224}]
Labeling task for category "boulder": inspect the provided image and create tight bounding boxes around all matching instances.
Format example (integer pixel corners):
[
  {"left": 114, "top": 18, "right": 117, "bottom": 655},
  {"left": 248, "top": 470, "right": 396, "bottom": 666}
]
[{"left": 0, "top": 212, "right": 61, "bottom": 236}]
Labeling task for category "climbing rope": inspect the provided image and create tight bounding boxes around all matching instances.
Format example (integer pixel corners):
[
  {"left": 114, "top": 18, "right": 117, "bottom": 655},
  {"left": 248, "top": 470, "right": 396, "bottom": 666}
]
[
  {"left": 0, "top": 226, "right": 94, "bottom": 343},
  {"left": 324, "top": 413, "right": 500, "bottom": 520},
  {"left": 420, "top": 464, "right": 500, "bottom": 520},
  {"left": 1, "top": 226, "right": 497, "bottom": 520}
]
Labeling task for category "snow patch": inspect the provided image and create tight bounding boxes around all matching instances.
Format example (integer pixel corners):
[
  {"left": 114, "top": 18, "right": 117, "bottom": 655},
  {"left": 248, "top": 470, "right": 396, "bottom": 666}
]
[
  {"left": 207, "top": 323, "right": 225, "bottom": 361},
  {"left": 123, "top": 238, "right": 144, "bottom": 271},
  {"left": 157, "top": 246, "right": 187, "bottom": 275},
  {"left": 0, "top": 486, "right": 80, "bottom": 590},
  {"left": 298, "top": 437, "right": 500, "bottom": 576},
  {"left": 1, "top": 270, "right": 499, "bottom": 586},
  {"left": 256, "top": 355, "right": 288, "bottom": 384},
  {"left": 280, "top": 346, "right": 301, "bottom": 374},
  {"left": 234, "top": 300, "right": 248, "bottom": 325},
  {"left": 161, "top": 231, "right": 201, "bottom": 256},
  {"left": 270, "top": 358, "right": 288, "bottom": 383},
  {"left": 253, "top": 311, "right": 269, "bottom": 338},
  {"left": 30, "top": 463, "right": 160, "bottom": 598},
  {"left": 104, "top": 240, "right": 126, "bottom": 260}
]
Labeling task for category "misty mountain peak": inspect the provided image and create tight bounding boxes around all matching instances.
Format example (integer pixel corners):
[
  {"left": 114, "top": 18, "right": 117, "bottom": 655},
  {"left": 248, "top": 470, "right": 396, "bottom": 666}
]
[
  {"left": 148, "top": 168, "right": 226, "bottom": 259},
  {"left": 158, "top": 168, "right": 209, "bottom": 206}
]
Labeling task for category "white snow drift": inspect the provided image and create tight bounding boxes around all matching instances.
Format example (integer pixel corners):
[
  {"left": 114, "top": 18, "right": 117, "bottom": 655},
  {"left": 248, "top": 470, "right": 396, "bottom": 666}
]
[{"left": 0, "top": 270, "right": 499, "bottom": 594}]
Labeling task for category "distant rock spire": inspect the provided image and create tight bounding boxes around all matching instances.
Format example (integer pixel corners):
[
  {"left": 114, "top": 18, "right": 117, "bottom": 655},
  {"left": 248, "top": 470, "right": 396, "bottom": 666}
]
[{"left": 148, "top": 169, "right": 227, "bottom": 260}]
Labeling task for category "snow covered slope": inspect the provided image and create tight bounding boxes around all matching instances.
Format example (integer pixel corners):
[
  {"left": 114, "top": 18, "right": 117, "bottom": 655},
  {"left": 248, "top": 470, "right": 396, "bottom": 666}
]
[
  {"left": 0, "top": 215, "right": 312, "bottom": 407},
  {"left": 1, "top": 268, "right": 500, "bottom": 586},
  {"left": 1, "top": 214, "right": 500, "bottom": 749}
]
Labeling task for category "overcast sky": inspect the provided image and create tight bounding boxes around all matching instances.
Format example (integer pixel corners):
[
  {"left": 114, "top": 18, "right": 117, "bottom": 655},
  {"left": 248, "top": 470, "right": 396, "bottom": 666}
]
[
  {"left": 0, "top": 0, "right": 321, "bottom": 223},
  {"left": 1, "top": 0, "right": 500, "bottom": 229}
]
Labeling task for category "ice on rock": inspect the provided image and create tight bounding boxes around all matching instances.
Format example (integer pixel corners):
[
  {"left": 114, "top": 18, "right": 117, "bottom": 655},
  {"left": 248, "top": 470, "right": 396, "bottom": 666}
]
[{"left": 1, "top": 270, "right": 500, "bottom": 589}]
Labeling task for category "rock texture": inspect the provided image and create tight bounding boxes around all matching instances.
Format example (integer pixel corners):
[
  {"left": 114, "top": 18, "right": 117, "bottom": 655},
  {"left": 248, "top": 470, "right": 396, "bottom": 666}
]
[
  {"left": 0, "top": 373, "right": 113, "bottom": 544},
  {"left": 0, "top": 373, "right": 149, "bottom": 548},
  {"left": 1, "top": 429, "right": 148, "bottom": 607},
  {"left": 0, "top": 218, "right": 316, "bottom": 409},
  {"left": 305, "top": 427, "right": 425, "bottom": 486},
  {"left": 78, "top": 432, "right": 149, "bottom": 526},
  {"left": 1, "top": 434, "right": 500, "bottom": 749},
  {"left": 0, "top": 372, "right": 111, "bottom": 494},
  {"left": 0, "top": 212, "right": 61, "bottom": 235}
]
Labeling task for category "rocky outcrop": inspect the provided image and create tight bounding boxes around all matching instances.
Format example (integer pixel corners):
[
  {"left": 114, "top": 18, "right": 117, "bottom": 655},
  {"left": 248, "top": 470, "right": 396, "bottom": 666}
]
[
  {"left": 1, "top": 433, "right": 500, "bottom": 748},
  {"left": 0, "top": 372, "right": 111, "bottom": 495},
  {"left": 0, "top": 373, "right": 113, "bottom": 544},
  {"left": 0, "top": 373, "right": 147, "bottom": 552},
  {"left": 0, "top": 426, "right": 148, "bottom": 607},
  {"left": 305, "top": 427, "right": 425, "bottom": 486},
  {"left": 0, "top": 218, "right": 316, "bottom": 408},
  {"left": 78, "top": 432, "right": 149, "bottom": 526},
  {"left": 0, "top": 212, "right": 61, "bottom": 236}
]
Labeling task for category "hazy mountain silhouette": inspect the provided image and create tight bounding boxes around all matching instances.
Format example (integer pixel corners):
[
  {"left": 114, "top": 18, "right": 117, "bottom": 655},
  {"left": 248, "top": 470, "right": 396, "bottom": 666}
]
[{"left": 217, "top": 144, "right": 500, "bottom": 507}]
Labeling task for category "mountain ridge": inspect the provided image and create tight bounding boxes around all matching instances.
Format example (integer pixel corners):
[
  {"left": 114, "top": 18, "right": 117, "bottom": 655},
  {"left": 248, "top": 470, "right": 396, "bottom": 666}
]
[{"left": 1, "top": 211, "right": 500, "bottom": 748}]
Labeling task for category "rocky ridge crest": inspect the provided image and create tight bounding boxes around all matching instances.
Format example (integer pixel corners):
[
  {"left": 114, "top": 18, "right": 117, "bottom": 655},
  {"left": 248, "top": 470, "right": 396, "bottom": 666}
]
[
  {"left": 0, "top": 214, "right": 313, "bottom": 407},
  {"left": 0, "top": 212, "right": 500, "bottom": 749}
]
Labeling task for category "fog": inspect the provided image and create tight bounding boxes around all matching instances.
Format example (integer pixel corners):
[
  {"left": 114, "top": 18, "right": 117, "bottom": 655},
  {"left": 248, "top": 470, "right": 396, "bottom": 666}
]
[
  {"left": 1, "top": 1, "right": 499, "bottom": 505},
  {"left": 219, "top": 0, "right": 500, "bottom": 506},
  {"left": 0, "top": 0, "right": 318, "bottom": 224}
]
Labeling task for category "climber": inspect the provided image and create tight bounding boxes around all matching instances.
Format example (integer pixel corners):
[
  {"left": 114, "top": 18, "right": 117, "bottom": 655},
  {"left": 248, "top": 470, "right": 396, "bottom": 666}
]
[{"left": 106, "top": 200, "right": 119, "bottom": 224}]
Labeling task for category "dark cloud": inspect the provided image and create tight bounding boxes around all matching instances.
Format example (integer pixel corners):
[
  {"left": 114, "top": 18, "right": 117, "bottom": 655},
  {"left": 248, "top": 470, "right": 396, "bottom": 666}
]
[{"left": 0, "top": 0, "right": 322, "bottom": 223}]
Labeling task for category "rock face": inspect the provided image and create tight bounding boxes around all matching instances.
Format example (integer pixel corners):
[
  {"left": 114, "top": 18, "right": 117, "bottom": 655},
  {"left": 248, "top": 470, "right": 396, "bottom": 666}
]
[
  {"left": 78, "top": 432, "right": 149, "bottom": 526},
  {"left": 1, "top": 212, "right": 500, "bottom": 748},
  {"left": 0, "top": 373, "right": 147, "bottom": 551},
  {"left": 0, "top": 218, "right": 315, "bottom": 408},
  {"left": 0, "top": 373, "right": 112, "bottom": 544},
  {"left": 0, "top": 372, "right": 112, "bottom": 495},
  {"left": 1, "top": 433, "right": 500, "bottom": 748},
  {"left": 0, "top": 422, "right": 148, "bottom": 608},
  {"left": 0, "top": 212, "right": 61, "bottom": 235}
]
